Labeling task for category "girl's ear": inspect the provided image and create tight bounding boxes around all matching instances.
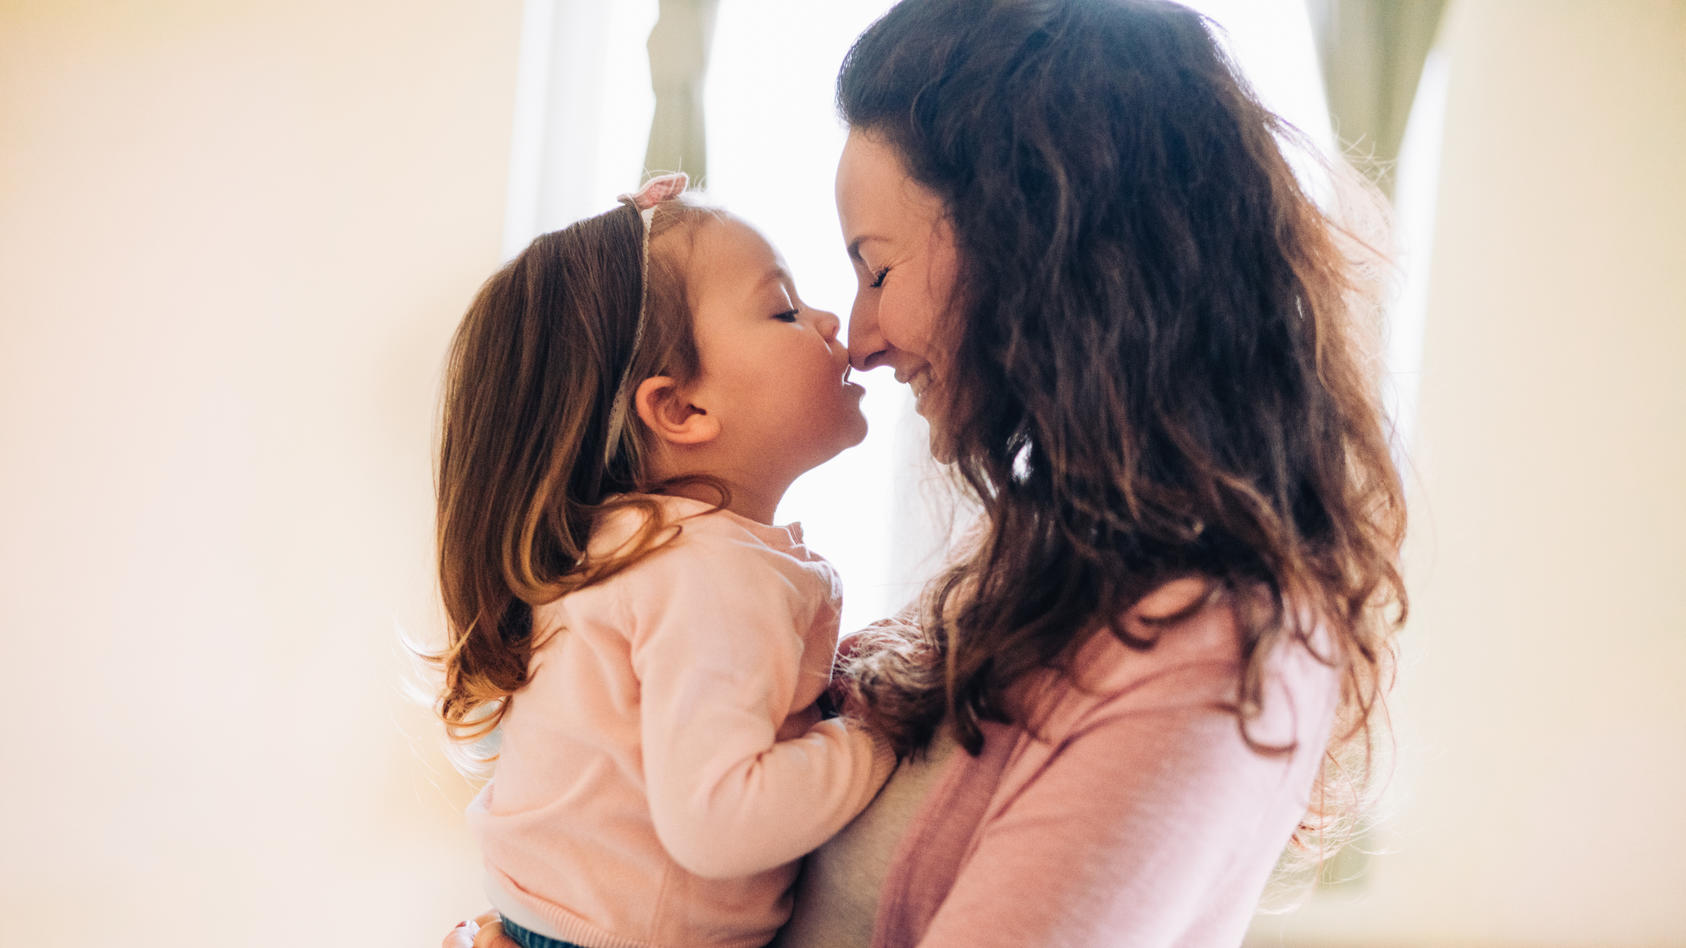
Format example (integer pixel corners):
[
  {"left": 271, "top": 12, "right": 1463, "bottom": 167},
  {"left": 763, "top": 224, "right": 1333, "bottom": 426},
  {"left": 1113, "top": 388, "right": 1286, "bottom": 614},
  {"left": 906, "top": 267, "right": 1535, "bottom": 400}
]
[{"left": 633, "top": 376, "right": 720, "bottom": 446}]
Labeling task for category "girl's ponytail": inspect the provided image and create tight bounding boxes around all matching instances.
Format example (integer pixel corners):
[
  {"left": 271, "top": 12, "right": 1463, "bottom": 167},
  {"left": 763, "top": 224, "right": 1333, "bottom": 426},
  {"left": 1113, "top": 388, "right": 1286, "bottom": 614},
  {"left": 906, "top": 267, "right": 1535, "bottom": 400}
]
[{"left": 433, "top": 207, "right": 644, "bottom": 742}]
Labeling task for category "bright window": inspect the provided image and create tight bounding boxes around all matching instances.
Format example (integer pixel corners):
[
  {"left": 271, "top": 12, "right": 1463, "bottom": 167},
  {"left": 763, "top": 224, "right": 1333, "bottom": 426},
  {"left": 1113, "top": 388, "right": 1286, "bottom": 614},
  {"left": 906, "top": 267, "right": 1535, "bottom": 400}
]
[{"left": 510, "top": 0, "right": 1341, "bottom": 634}]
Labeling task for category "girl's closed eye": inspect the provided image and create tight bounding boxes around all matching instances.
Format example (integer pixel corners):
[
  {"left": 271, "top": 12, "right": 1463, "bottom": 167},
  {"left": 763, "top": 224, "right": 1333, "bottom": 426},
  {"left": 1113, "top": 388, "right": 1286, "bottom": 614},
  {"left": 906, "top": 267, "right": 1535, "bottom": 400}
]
[{"left": 772, "top": 309, "right": 799, "bottom": 323}]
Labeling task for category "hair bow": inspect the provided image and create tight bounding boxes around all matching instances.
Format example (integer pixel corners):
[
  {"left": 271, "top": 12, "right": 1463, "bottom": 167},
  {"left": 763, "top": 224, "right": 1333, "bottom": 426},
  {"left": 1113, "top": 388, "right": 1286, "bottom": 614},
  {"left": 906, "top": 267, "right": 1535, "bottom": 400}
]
[{"left": 619, "top": 171, "right": 689, "bottom": 212}]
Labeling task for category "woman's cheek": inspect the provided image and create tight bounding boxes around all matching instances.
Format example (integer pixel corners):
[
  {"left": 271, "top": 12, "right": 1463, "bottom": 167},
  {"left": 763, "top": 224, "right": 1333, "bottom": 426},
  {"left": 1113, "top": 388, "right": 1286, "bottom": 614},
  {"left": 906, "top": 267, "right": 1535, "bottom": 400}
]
[
  {"left": 884, "top": 295, "right": 933, "bottom": 362},
  {"left": 877, "top": 294, "right": 907, "bottom": 351}
]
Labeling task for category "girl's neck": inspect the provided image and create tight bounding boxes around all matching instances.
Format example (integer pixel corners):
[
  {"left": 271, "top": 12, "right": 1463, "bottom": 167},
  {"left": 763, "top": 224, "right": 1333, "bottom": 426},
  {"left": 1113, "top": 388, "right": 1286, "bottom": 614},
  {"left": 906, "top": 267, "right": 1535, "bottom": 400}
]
[{"left": 661, "top": 476, "right": 786, "bottom": 525}]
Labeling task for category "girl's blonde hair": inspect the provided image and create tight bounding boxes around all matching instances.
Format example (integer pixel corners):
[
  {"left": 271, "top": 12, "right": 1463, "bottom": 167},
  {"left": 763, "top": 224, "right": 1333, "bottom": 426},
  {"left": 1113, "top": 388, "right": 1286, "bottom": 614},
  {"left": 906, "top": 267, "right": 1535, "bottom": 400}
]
[{"left": 428, "top": 195, "right": 721, "bottom": 745}]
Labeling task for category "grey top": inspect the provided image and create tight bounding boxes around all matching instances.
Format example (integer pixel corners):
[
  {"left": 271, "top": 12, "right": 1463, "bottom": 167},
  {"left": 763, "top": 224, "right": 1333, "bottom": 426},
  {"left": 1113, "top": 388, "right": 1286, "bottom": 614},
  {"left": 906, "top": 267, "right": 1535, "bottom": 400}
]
[{"left": 773, "top": 727, "right": 963, "bottom": 948}]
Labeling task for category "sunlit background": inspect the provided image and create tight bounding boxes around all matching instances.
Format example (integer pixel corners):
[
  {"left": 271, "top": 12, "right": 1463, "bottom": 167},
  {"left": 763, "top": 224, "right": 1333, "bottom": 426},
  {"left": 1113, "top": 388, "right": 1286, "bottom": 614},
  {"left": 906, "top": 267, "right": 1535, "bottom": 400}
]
[
  {"left": 1, "top": 1, "right": 1681, "bottom": 946},
  {"left": 500, "top": 0, "right": 1347, "bottom": 637}
]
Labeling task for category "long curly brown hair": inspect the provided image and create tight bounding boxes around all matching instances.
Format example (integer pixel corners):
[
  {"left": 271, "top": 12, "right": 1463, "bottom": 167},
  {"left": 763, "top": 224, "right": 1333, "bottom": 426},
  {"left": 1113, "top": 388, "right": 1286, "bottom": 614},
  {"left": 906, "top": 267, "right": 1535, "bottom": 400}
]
[
  {"left": 836, "top": 0, "right": 1406, "bottom": 866},
  {"left": 429, "top": 197, "right": 723, "bottom": 745}
]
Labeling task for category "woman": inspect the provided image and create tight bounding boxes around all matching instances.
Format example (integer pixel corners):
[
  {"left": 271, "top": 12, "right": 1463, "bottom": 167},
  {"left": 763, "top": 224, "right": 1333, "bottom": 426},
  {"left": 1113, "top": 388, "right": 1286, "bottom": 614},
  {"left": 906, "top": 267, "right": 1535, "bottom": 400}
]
[{"left": 451, "top": 0, "right": 1403, "bottom": 943}]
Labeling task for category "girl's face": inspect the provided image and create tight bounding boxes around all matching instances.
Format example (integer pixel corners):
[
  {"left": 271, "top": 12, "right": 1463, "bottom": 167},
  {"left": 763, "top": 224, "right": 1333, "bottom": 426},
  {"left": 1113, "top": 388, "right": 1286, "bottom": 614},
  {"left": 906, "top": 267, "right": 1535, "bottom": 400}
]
[
  {"left": 835, "top": 128, "right": 961, "bottom": 434},
  {"left": 683, "top": 216, "right": 868, "bottom": 478}
]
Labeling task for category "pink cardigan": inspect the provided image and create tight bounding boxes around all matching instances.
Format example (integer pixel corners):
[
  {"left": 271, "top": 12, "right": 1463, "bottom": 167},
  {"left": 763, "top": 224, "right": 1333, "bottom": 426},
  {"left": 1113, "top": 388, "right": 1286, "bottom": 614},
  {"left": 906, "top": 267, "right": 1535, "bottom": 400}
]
[
  {"left": 470, "top": 497, "right": 896, "bottom": 948},
  {"left": 865, "top": 579, "right": 1341, "bottom": 946}
]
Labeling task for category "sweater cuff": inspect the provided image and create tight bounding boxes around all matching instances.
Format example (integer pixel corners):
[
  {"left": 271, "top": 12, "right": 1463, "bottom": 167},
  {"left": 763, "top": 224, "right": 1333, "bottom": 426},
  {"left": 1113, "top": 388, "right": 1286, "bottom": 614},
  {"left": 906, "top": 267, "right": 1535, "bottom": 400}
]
[{"left": 858, "top": 722, "right": 899, "bottom": 795}]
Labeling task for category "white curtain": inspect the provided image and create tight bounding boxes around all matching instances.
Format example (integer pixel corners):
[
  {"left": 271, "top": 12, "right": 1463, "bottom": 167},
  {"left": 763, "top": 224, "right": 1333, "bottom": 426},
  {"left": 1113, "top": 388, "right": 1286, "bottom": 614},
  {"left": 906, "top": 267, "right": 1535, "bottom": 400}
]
[{"left": 501, "top": 0, "right": 658, "bottom": 256}]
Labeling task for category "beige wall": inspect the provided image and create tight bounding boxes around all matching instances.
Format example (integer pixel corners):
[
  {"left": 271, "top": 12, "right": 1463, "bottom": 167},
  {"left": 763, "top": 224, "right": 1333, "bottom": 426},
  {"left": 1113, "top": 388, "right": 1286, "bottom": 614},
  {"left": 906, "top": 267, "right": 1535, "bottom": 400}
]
[
  {"left": 0, "top": 1, "right": 519, "bottom": 943},
  {"left": 1253, "top": 1, "right": 1686, "bottom": 945},
  {"left": 5, "top": 1, "right": 1684, "bottom": 946}
]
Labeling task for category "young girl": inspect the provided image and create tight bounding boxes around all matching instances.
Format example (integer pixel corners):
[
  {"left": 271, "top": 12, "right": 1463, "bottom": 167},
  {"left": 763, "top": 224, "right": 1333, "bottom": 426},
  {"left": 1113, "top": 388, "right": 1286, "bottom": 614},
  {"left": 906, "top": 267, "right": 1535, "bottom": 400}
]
[{"left": 433, "top": 173, "right": 895, "bottom": 948}]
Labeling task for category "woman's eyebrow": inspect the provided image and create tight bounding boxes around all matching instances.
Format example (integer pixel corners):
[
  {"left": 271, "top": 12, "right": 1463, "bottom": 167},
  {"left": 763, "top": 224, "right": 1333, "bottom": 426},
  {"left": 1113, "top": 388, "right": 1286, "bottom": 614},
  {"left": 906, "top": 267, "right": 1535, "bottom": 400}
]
[{"left": 845, "top": 235, "right": 885, "bottom": 264}]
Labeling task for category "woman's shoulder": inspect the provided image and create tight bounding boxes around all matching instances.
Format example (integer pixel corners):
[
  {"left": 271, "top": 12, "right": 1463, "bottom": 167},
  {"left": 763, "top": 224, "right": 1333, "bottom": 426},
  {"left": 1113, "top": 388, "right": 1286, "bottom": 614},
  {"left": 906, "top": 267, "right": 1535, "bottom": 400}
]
[
  {"left": 1068, "top": 576, "right": 1239, "bottom": 694},
  {"left": 1023, "top": 577, "right": 1343, "bottom": 744}
]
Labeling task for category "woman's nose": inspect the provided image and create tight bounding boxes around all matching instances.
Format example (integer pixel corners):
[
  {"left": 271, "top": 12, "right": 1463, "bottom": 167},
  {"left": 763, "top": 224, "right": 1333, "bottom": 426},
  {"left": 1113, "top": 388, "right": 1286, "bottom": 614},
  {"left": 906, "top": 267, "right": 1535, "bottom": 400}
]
[{"left": 847, "top": 295, "right": 887, "bottom": 371}]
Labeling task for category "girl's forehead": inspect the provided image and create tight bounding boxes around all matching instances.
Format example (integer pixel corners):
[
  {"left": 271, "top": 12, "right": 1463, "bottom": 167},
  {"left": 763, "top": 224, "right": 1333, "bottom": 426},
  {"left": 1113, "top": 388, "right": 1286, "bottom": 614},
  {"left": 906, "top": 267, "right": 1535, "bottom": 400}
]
[
  {"left": 695, "top": 215, "right": 785, "bottom": 271},
  {"left": 687, "top": 216, "right": 791, "bottom": 300}
]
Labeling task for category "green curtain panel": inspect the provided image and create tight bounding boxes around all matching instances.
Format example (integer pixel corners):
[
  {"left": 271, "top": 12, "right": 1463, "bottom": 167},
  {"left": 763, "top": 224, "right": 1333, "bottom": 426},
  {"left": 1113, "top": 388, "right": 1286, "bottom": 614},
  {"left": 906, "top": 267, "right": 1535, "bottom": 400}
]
[
  {"left": 1308, "top": 0, "right": 1449, "bottom": 196},
  {"left": 645, "top": 0, "right": 720, "bottom": 181}
]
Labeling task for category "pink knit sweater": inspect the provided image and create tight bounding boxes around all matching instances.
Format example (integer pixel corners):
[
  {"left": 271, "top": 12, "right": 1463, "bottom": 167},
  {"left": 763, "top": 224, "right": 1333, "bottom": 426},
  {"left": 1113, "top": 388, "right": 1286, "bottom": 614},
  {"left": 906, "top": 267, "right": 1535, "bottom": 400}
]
[
  {"left": 778, "top": 578, "right": 1342, "bottom": 947},
  {"left": 469, "top": 496, "right": 897, "bottom": 948}
]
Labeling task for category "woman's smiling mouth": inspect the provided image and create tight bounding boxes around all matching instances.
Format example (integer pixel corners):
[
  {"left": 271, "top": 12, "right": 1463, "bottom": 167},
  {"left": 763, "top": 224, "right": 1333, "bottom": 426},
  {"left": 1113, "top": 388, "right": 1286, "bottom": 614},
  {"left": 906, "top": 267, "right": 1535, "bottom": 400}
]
[{"left": 898, "top": 367, "right": 933, "bottom": 412}]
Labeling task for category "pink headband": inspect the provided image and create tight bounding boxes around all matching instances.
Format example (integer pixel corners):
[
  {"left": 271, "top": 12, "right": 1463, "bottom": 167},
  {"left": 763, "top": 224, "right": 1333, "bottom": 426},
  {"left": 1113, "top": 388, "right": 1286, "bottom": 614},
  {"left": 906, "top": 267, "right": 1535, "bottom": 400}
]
[
  {"left": 604, "top": 172, "right": 689, "bottom": 467},
  {"left": 620, "top": 171, "right": 689, "bottom": 213}
]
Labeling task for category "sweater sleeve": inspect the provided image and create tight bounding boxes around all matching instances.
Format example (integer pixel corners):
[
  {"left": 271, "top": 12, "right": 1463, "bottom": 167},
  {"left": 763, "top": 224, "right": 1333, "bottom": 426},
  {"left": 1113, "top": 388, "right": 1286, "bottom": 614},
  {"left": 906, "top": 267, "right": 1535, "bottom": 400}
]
[
  {"left": 627, "top": 533, "right": 897, "bottom": 881},
  {"left": 913, "top": 656, "right": 1331, "bottom": 947}
]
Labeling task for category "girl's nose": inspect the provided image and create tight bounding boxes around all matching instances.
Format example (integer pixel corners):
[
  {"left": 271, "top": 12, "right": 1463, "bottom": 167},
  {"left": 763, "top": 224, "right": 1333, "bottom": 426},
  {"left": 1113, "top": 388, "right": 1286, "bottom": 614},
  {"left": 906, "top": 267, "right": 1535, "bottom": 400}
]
[{"left": 814, "top": 309, "right": 842, "bottom": 342}]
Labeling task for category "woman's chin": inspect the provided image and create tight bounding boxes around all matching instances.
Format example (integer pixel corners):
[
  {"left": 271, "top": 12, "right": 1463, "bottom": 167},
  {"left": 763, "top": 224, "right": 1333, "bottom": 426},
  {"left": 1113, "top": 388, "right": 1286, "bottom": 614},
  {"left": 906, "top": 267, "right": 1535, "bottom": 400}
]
[
  {"left": 913, "top": 411, "right": 958, "bottom": 464},
  {"left": 906, "top": 388, "right": 957, "bottom": 464},
  {"left": 927, "top": 432, "right": 959, "bottom": 465}
]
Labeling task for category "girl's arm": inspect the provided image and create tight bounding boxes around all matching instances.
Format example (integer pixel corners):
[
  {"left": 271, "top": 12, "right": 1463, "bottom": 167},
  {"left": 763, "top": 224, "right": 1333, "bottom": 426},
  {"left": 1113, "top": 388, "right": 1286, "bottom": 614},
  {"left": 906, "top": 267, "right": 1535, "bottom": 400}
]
[{"left": 628, "top": 537, "right": 897, "bottom": 880}]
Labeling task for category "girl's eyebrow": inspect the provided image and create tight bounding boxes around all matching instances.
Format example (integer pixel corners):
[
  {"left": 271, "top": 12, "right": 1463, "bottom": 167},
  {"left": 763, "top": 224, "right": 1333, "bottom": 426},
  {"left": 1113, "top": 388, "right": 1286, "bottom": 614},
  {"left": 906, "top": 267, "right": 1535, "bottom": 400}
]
[
  {"left": 754, "top": 266, "right": 792, "bottom": 291},
  {"left": 742, "top": 266, "right": 795, "bottom": 308}
]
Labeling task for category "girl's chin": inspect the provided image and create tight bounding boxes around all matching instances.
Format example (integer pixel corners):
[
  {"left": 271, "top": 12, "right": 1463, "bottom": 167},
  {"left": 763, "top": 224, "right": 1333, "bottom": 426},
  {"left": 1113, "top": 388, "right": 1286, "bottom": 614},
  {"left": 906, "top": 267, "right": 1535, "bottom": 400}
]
[
  {"left": 825, "top": 405, "right": 870, "bottom": 455},
  {"left": 844, "top": 411, "right": 870, "bottom": 448}
]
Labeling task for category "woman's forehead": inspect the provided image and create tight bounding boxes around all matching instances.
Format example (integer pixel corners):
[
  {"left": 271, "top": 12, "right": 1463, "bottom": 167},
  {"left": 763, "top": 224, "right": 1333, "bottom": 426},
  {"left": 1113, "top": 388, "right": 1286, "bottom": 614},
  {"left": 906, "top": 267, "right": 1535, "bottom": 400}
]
[
  {"left": 836, "top": 130, "right": 946, "bottom": 243},
  {"left": 835, "top": 130, "right": 902, "bottom": 211}
]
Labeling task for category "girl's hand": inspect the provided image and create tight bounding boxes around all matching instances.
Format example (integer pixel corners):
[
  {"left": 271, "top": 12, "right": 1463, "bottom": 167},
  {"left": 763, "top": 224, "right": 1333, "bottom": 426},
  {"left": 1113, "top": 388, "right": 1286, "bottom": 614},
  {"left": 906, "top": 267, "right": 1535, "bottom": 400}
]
[
  {"left": 835, "top": 608, "right": 923, "bottom": 670},
  {"left": 829, "top": 609, "right": 929, "bottom": 719},
  {"left": 442, "top": 911, "right": 519, "bottom": 948}
]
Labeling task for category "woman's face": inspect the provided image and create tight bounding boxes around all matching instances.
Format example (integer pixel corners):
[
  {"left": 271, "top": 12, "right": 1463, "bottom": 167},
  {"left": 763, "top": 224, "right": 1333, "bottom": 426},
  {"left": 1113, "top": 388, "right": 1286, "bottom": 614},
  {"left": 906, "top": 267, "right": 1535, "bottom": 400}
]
[{"left": 834, "top": 128, "right": 960, "bottom": 430}]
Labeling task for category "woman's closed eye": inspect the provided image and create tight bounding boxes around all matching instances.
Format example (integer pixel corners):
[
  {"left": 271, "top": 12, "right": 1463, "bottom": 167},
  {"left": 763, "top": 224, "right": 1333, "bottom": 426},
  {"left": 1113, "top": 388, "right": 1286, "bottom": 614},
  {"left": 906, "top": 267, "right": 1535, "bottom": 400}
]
[{"left": 869, "top": 267, "right": 890, "bottom": 289}]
